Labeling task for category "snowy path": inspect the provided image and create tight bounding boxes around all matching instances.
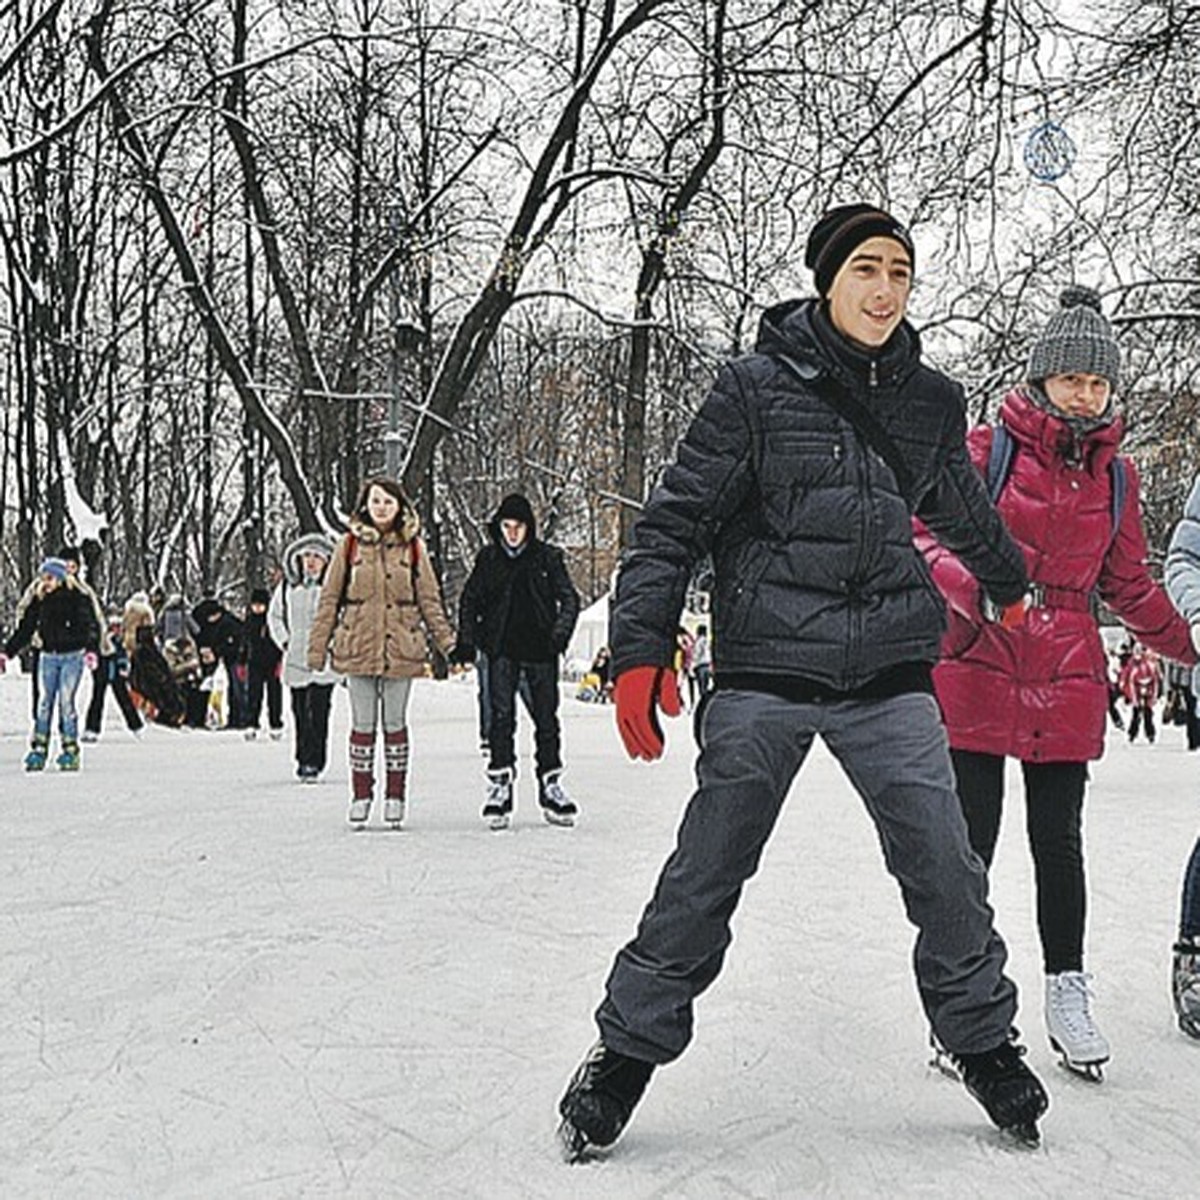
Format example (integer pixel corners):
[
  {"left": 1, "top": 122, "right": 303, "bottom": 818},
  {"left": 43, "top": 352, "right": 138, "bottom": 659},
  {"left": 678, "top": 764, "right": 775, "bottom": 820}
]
[{"left": 1, "top": 667, "right": 1197, "bottom": 1197}]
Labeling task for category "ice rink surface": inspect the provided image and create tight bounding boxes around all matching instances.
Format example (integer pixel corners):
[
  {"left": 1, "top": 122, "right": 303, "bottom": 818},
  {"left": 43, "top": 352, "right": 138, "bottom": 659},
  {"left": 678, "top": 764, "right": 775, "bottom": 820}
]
[{"left": 2, "top": 666, "right": 1197, "bottom": 1197}]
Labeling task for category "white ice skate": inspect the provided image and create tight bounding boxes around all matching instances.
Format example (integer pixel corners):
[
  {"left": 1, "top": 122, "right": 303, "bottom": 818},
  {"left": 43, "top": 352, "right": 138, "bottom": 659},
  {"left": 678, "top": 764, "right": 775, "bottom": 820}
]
[
  {"left": 1045, "top": 970, "right": 1110, "bottom": 1081},
  {"left": 383, "top": 797, "right": 406, "bottom": 828},
  {"left": 348, "top": 797, "right": 371, "bottom": 826}
]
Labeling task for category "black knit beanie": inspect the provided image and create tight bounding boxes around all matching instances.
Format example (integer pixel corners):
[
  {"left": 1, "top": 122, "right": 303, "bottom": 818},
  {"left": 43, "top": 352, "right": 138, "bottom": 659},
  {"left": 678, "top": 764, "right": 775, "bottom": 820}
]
[{"left": 805, "top": 204, "right": 915, "bottom": 296}]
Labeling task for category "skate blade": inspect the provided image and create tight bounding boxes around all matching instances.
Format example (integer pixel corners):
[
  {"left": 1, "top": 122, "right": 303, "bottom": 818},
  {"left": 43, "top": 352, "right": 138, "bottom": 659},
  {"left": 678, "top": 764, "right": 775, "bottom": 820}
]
[
  {"left": 1000, "top": 1121, "right": 1041, "bottom": 1149},
  {"left": 927, "top": 1047, "right": 960, "bottom": 1082},
  {"left": 487, "top": 815, "right": 511, "bottom": 831},
  {"left": 1050, "top": 1038, "right": 1107, "bottom": 1082},
  {"left": 557, "top": 1117, "right": 597, "bottom": 1163},
  {"left": 542, "top": 811, "right": 576, "bottom": 828},
  {"left": 1057, "top": 1057, "right": 1105, "bottom": 1083}
]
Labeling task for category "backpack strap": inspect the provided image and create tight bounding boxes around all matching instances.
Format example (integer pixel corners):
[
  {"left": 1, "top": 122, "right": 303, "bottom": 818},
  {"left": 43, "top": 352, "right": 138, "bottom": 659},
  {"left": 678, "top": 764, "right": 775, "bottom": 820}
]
[
  {"left": 985, "top": 424, "right": 1015, "bottom": 505},
  {"left": 1099, "top": 456, "right": 1128, "bottom": 554}
]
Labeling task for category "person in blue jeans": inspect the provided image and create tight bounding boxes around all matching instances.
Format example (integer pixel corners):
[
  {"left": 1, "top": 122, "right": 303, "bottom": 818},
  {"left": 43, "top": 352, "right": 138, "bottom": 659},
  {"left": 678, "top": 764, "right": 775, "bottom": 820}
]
[
  {"left": 2, "top": 558, "right": 100, "bottom": 771},
  {"left": 1164, "top": 473, "right": 1200, "bottom": 1038}
]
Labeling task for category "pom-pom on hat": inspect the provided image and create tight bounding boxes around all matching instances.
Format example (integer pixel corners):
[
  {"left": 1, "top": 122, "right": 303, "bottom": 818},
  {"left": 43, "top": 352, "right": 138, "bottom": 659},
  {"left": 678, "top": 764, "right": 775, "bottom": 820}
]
[
  {"left": 805, "top": 204, "right": 915, "bottom": 297},
  {"left": 39, "top": 558, "right": 69, "bottom": 582},
  {"left": 1027, "top": 286, "right": 1121, "bottom": 387}
]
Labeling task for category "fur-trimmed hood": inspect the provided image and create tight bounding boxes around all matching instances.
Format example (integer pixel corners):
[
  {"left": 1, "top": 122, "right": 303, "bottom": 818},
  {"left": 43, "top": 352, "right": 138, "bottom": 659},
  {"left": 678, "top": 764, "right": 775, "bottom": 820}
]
[{"left": 281, "top": 531, "right": 338, "bottom": 586}]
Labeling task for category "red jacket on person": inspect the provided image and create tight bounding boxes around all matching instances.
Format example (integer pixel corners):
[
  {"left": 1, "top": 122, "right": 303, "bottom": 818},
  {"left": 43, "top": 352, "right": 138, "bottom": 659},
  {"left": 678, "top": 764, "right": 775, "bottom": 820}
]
[
  {"left": 915, "top": 387, "right": 1197, "bottom": 763},
  {"left": 1118, "top": 652, "right": 1161, "bottom": 707}
]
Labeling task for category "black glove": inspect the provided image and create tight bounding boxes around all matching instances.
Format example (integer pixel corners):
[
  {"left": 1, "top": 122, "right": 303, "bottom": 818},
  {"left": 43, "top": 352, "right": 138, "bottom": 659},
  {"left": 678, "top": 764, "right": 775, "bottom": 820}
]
[{"left": 448, "top": 643, "right": 476, "bottom": 666}]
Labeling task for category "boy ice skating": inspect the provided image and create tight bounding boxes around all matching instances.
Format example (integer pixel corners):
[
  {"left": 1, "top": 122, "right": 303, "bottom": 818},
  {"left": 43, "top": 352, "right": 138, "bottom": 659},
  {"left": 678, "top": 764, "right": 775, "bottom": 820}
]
[
  {"left": 452, "top": 493, "right": 581, "bottom": 829},
  {"left": 558, "top": 204, "right": 1050, "bottom": 1156},
  {"left": 1164, "top": 473, "right": 1200, "bottom": 1039},
  {"left": 3, "top": 558, "right": 100, "bottom": 771}
]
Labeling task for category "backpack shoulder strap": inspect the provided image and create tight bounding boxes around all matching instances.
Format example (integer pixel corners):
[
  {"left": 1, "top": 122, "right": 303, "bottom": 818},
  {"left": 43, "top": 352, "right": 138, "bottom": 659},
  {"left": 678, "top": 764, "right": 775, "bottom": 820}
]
[
  {"left": 1106, "top": 458, "right": 1128, "bottom": 547},
  {"left": 985, "top": 424, "right": 1015, "bottom": 505}
]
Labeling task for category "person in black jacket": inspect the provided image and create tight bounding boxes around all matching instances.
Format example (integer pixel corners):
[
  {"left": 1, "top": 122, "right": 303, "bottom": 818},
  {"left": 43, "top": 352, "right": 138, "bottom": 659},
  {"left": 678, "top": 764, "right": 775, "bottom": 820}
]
[
  {"left": 558, "top": 204, "right": 1050, "bottom": 1158},
  {"left": 453, "top": 493, "right": 581, "bottom": 829},
  {"left": 2, "top": 558, "right": 100, "bottom": 771},
  {"left": 241, "top": 587, "right": 284, "bottom": 740},
  {"left": 192, "top": 597, "right": 247, "bottom": 728}
]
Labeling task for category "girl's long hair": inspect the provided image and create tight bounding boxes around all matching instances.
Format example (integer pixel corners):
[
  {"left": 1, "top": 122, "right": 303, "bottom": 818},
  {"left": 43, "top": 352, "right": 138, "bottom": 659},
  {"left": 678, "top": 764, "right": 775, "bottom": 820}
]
[{"left": 352, "top": 476, "right": 413, "bottom": 534}]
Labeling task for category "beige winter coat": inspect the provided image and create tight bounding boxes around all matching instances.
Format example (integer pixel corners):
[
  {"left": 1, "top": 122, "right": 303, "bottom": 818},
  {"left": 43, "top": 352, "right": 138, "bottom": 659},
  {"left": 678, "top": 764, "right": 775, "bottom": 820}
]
[{"left": 307, "top": 513, "right": 455, "bottom": 678}]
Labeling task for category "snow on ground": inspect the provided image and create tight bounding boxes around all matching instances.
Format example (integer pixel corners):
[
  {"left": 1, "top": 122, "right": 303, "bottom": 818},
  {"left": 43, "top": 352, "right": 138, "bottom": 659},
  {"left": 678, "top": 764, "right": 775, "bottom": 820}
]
[{"left": 1, "top": 663, "right": 1198, "bottom": 1198}]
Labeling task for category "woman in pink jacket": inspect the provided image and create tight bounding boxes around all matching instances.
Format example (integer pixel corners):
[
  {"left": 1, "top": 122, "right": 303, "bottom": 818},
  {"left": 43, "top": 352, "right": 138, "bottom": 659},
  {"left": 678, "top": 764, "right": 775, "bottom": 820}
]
[
  {"left": 1117, "top": 644, "right": 1162, "bottom": 744},
  {"left": 919, "top": 287, "right": 1198, "bottom": 1080}
]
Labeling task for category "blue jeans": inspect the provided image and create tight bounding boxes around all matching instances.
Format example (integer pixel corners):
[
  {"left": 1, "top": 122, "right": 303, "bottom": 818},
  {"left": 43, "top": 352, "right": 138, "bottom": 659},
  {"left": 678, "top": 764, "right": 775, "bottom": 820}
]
[{"left": 36, "top": 651, "right": 85, "bottom": 743}]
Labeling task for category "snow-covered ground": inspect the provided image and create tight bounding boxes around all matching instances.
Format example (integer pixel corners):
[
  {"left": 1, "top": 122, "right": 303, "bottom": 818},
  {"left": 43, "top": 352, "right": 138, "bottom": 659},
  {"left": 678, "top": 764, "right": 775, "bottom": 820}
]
[{"left": 1, "top": 664, "right": 1197, "bottom": 1198}]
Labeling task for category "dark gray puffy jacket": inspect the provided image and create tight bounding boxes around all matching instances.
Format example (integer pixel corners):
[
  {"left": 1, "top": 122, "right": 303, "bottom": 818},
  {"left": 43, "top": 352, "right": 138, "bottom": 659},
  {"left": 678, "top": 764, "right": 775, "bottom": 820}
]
[{"left": 609, "top": 299, "right": 1027, "bottom": 689}]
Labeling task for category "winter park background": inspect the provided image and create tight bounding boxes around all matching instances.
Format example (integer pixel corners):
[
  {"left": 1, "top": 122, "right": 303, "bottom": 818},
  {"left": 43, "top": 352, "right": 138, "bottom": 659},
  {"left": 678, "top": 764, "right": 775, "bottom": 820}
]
[{"left": 2, "top": 661, "right": 1199, "bottom": 1198}]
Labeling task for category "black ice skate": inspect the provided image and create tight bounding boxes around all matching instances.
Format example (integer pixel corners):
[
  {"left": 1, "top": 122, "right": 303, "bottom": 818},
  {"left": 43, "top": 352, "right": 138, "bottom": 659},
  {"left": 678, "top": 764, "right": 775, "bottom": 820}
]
[
  {"left": 954, "top": 1037, "right": 1049, "bottom": 1147},
  {"left": 557, "top": 1041, "right": 655, "bottom": 1162},
  {"left": 482, "top": 767, "right": 514, "bottom": 830},
  {"left": 1173, "top": 939, "right": 1200, "bottom": 1041},
  {"left": 538, "top": 769, "right": 578, "bottom": 827}
]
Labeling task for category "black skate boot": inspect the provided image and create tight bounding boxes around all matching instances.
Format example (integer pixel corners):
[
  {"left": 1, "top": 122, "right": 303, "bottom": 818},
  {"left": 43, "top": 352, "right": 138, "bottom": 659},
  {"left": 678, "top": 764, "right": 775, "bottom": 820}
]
[
  {"left": 558, "top": 1041, "right": 655, "bottom": 1161},
  {"left": 1172, "top": 938, "right": 1200, "bottom": 1041},
  {"left": 538, "top": 769, "right": 578, "bottom": 827},
  {"left": 954, "top": 1036, "right": 1049, "bottom": 1146},
  {"left": 482, "top": 767, "right": 514, "bottom": 830}
]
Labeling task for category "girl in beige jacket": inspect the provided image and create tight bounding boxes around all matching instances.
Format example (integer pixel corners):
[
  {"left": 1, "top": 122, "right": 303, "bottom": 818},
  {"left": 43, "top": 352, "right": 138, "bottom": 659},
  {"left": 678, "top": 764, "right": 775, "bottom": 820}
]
[{"left": 308, "top": 477, "right": 456, "bottom": 827}]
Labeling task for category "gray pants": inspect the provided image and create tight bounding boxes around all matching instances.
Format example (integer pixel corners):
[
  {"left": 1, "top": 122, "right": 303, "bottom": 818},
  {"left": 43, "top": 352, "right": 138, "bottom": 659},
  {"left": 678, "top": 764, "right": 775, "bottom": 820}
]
[
  {"left": 597, "top": 689, "right": 1017, "bottom": 1062},
  {"left": 346, "top": 675, "right": 412, "bottom": 734}
]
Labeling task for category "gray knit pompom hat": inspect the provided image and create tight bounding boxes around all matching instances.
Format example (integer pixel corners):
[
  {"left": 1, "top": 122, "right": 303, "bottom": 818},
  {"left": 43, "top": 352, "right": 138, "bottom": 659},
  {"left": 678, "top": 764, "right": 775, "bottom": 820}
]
[{"left": 1027, "top": 286, "right": 1120, "bottom": 386}]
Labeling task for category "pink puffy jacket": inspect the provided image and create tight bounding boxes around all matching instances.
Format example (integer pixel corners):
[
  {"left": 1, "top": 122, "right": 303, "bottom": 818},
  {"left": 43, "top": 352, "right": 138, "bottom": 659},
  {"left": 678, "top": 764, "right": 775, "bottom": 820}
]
[{"left": 916, "top": 387, "right": 1197, "bottom": 763}]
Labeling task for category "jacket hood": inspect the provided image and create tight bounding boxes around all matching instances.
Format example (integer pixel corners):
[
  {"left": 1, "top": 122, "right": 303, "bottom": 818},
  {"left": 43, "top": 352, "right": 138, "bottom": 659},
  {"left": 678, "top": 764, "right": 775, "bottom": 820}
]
[
  {"left": 999, "top": 386, "right": 1123, "bottom": 473},
  {"left": 282, "top": 531, "right": 338, "bottom": 585},
  {"left": 487, "top": 493, "right": 539, "bottom": 547},
  {"left": 755, "top": 297, "right": 921, "bottom": 389}
]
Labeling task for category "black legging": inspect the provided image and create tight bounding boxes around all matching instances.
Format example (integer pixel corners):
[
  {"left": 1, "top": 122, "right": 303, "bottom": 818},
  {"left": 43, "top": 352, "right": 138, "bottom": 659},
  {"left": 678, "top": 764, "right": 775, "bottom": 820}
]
[{"left": 950, "top": 749, "right": 1088, "bottom": 975}]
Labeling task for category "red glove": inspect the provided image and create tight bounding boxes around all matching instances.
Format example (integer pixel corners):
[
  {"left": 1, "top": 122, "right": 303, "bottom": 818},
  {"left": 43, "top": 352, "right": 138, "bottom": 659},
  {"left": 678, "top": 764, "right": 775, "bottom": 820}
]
[
  {"left": 999, "top": 599, "right": 1028, "bottom": 630},
  {"left": 614, "top": 666, "right": 682, "bottom": 761}
]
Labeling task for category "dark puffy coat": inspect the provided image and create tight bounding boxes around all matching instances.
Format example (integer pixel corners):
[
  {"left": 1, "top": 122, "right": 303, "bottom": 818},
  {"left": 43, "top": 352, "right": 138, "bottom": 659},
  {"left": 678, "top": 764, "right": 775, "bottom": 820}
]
[
  {"left": 192, "top": 599, "right": 244, "bottom": 666},
  {"left": 609, "top": 299, "right": 1027, "bottom": 688},
  {"left": 919, "top": 387, "right": 1197, "bottom": 762},
  {"left": 457, "top": 496, "right": 581, "bottom": 664},
  {"left": 129, "top": 626, "right": 186, "bottom": 726},
  {"left": 4, "top": 579, "right": 99, "bottom": 656},
  {"left": 242, "top": 609, "right": 283, "bottom": 674}
]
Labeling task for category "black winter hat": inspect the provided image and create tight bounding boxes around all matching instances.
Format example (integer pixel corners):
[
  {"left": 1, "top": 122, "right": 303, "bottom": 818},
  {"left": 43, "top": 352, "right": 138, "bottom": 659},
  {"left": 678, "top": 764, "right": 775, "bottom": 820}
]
[
  {"left": 805, "top": 204, "right": 915, "bottom": 297},
  {"left": 495, "top": 493, "right": 536, "bottom": 526},
  {"left": 250, "top": 587, "right": 271, "bottom": 606},
  {"left": 1027, "top": 286, "right": 1121, "bottom": 387}
]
